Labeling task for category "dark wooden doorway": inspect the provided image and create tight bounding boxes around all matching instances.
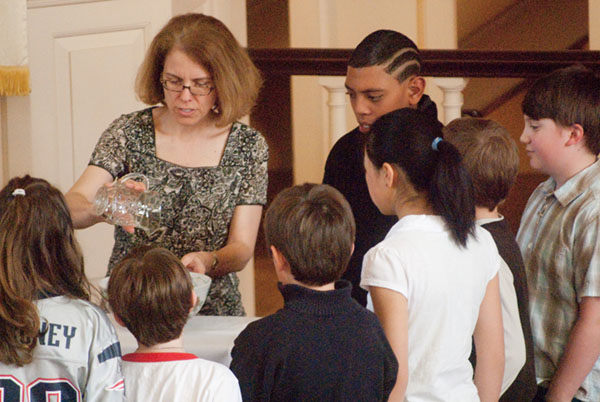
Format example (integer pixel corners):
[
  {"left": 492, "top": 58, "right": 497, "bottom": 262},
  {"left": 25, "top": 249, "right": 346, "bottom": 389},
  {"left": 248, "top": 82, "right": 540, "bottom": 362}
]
[{"left": 247, "top": 1, "right": 291, "bottom": 315}]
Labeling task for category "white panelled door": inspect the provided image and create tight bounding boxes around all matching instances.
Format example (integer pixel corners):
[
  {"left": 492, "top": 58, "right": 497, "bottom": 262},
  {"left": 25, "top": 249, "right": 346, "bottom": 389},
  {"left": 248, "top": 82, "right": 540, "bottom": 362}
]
[{"left": 26, "top": 0, "right": 171, "bottom": 281}]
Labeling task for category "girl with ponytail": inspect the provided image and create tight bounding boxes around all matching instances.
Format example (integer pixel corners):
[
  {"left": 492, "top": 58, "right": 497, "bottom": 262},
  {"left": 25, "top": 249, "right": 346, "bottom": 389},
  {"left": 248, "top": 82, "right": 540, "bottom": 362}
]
[{"left": 360, "top": 108, "right": 504, "bottom": 402}]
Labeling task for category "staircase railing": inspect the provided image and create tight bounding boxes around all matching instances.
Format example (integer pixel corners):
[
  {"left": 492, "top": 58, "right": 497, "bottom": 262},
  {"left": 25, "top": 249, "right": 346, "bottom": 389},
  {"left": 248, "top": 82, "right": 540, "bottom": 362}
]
[
  {"left": 249, "top": 48, "right": 600, "bottom": 77},
  {"left": 249, "top": 48, "right": 600, "bottom": 134}
]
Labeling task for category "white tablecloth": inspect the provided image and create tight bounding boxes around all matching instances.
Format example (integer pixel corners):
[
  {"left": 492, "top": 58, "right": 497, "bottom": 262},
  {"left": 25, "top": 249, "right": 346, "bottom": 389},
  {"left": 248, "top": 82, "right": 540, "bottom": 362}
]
[{"left": 111, "top": 315, "right": 258, "bottom": 366}]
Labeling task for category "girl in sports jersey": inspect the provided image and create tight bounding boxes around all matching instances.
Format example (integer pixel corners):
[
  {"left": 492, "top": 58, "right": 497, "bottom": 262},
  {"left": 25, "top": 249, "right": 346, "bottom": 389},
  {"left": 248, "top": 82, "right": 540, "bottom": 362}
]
[
  {"left": 360, "top": 108, "right": 505, "bottom": 402},
  {"left": 0, "top": 175, "right": 125, "bottom": 402}
]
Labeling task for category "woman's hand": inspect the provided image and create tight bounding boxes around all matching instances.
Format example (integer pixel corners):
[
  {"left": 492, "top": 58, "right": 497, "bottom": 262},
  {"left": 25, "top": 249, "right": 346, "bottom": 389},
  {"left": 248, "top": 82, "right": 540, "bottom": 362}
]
[
  {"left": 66, "top": 166, "right": 149, "bottom": 234},
  {"left": 66, "top": 166, "right": 114, "bottom": 229},
  {"left": 180, "top": 205, "right": 263, "bottom": 278},
  {"left": 181, "top": 251, "right": 214, "bottom": 275}
]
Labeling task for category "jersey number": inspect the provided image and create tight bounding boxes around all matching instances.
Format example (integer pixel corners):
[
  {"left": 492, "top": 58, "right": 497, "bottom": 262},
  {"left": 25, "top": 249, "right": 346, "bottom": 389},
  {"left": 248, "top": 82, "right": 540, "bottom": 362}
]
[{"left": 0, "top": 376, "right": 80, "bottom": 402}]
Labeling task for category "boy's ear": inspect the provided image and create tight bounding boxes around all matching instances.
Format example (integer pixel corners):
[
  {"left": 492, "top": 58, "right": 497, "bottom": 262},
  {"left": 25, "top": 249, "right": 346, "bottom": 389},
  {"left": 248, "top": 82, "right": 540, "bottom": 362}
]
[
  {"left": 270, "top": 245, "right": 294, "bottom": 283},
  {"left": 565, "top": 123, "right": 585, "bottom": 147},
  {"left": 270, "top": 245, "right": 290, "bottom": 274},
  {"left": 113, "top": 313, "right": 126, "bottom": 327},
  {"left": 407, "top": 76, "right": 425, "bottom": 106}
]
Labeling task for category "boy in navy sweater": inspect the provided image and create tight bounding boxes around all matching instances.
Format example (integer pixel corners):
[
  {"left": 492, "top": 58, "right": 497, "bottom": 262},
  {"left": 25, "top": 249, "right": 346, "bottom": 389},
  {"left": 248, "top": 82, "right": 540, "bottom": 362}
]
[{"left": 230, "top": 183, "right": 398, "bottom": 401}]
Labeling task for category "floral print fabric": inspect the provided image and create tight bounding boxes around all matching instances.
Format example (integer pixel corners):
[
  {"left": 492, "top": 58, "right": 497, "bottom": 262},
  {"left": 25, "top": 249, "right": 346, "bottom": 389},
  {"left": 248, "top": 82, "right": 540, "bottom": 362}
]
[{"left": 89, "top": 107, "right": 268, "bottom": 315}]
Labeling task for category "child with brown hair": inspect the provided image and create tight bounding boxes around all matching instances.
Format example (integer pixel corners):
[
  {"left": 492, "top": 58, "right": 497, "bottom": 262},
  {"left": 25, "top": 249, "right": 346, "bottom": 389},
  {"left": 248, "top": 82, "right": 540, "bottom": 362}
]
[
  {"left": 230, "top": 183, "right": 398, "bottom": 401},
  {"left": 108, "top": 246, "right": 241, "bottom": 402},
  {"left": 445, "top": 117, "right": 537, "bottom": 401},
  {"left": 0, "top": 175, "right": 125, "bottom": 401},
  {"left": 517, "top": 65, "right": 600, "bottom": 402}
]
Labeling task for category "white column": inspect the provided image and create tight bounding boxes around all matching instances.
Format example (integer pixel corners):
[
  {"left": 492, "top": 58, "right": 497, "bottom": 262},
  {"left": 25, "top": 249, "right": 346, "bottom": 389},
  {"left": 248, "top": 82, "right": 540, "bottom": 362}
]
[
  {"left": 318, "top": 76, "right": 347, "bottom": 151},
  {"left": 433, "top": 77, "right": 468, "bottom": 125}
]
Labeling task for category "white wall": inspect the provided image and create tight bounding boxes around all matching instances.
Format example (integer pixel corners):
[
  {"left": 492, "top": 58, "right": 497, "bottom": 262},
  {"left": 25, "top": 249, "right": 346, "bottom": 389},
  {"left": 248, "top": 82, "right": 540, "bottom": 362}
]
[{"left": 418, "top": 0, "right": 458, "bottom": 125}]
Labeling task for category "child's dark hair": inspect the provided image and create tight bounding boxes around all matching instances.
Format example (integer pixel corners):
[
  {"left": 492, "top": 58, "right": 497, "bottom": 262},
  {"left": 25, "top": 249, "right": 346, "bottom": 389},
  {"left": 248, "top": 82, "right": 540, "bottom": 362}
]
[
  {"left": 522, "top": 64, "right": 600, "bottom": 154},
  {"left": 366, "top": 108, "right": 476, "bottom": 246},
  {"left": 0, "top": 175, "right": 89, "bottom": 366},
  {"left": 349, "top": 30, "right": 421, "bottom": 84},
  {"left": 108, "top": 246, "right": 193, "bottom": 347},
  {"left": 264, "top": 183, "right": 356, "bottom": 286}
]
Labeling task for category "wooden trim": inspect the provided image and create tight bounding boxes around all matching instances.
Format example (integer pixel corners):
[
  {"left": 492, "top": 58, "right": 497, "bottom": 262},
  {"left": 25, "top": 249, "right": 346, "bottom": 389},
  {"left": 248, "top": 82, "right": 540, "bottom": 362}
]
[
  {"left": 479, "top": 36, "right": 589, "bottom": 116},
  {"left": 248, "top": 48, "right": 600, "bottom": 78},
  {"left": 248, "top": 48, "right": 351, "bottom": 76},
  {"left": 479, "top": 79, "right": 527, "bottom": 116}
]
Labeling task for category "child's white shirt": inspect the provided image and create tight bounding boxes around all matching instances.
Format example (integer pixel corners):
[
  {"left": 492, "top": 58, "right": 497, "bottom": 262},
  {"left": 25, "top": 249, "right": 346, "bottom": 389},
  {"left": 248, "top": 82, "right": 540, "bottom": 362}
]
[
  {"left": 122, "top": 352, "right": 242, "bottom": 402},
  {"left": 361, "top": 215, "right": 500, "bottom": 402},
  {"left": 0, "top": 296, "right": 125, "bottom": 402}
]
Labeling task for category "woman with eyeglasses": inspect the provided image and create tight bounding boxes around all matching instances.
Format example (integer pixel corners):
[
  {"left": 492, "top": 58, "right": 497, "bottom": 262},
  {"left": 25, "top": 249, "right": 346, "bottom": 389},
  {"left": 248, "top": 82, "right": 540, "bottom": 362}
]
[{"left": 66, "top": 13, "right": 267, "bottom": 316}]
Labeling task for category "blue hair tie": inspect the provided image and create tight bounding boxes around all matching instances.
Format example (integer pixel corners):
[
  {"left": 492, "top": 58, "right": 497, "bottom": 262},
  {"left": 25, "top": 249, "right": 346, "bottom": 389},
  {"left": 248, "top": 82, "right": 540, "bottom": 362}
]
[{"left": 431, "top": 137, "right": 443, "bottom": 151}]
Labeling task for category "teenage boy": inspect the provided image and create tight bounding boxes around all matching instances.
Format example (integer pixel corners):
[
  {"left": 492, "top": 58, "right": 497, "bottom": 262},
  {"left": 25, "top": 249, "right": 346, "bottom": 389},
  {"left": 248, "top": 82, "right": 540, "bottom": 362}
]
[
  {"left": 517, "top": 65, "right": 600, "bottom": 402},
  {"left": 445, "top": 117, "right": 537, "bottom": 402},
  {"left": 230, "top": 183, "right": 398, "bottom": 401},
  {"left": 108, "top": 246, "right": 242, "bottom": 402},
  {"left": 323, "top": 29, "right": 441, "bottom": 306}
]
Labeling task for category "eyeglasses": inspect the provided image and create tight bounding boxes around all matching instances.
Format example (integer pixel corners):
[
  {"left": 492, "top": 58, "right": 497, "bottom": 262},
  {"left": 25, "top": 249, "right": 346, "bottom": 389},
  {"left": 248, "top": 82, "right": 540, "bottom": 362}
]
[{"left": 160, "top": 78, "right": 215, "bottom": 96}]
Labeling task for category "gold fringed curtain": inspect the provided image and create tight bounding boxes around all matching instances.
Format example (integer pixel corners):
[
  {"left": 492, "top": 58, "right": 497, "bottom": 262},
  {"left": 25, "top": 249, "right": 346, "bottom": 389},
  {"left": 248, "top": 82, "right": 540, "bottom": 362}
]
[{"left": 0, "top": 0, "right": 30, "bottom": 96}]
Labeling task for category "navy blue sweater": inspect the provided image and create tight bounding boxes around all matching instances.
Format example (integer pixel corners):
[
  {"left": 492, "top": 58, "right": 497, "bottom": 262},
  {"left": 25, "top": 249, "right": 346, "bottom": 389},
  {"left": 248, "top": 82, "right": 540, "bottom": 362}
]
[{"left": 230, "top": 281, "right": 398, "bottom": 401}]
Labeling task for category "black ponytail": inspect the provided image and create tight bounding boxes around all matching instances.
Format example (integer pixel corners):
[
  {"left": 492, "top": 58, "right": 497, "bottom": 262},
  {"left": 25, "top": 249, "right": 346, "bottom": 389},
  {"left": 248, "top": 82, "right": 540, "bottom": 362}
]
[
  {"left": 429, "top": 139, "right": 476, "bottom": 246},
  {"left": 366, "top": 108, "right": 475, "bottom": 247}
]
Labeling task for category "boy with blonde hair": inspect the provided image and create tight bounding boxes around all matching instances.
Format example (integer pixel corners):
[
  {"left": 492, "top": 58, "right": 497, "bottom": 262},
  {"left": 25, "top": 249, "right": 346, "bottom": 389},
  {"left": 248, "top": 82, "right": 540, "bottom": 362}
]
[
  {"left": 517, "top": 65, "right": 600, "bottom": 402},
  {"left": 445, "top": 117, "right": 537, "bottom": 401}
]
